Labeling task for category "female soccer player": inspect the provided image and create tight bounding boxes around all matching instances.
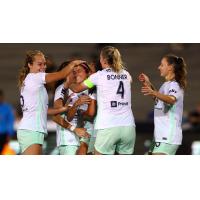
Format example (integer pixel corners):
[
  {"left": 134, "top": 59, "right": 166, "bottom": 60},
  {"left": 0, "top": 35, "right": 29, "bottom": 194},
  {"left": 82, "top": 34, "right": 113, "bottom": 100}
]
[
  {"left": 69, "top": 46, "right": 136, "bottom": 155},
  {"left": 53, "top": 62, "right": 96, "bottom": 155},
  {"left": 139, "top": 54, "right": 187, "bottom": 155},
  {"left": 17, "top": 50, "right": 88, "bottom": 155}
]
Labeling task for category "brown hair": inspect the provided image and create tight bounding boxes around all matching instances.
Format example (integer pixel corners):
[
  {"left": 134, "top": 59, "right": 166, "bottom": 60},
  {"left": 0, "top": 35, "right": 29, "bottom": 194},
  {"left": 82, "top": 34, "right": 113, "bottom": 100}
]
[
  {"left": 101, "top": 46, "right": 124, "bottom": 73},
  {"left": 18, "top": 50, "right": 45, "bottom": 89},
  {"left": 164, "top": 54, "right": 187, "bottom": 90}
]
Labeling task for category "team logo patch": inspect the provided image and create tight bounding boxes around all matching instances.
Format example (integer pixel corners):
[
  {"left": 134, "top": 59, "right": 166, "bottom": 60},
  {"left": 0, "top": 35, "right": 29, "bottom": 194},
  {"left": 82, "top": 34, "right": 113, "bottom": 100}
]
[
  {"left": 169, "top": 89, "right": 177, "bottom": 93},
  {"left": 155, "top": 142, "right": 161, "bottom": 147},
  {"left": 111, "top": 101, "right": 117, "bottom": 107}
]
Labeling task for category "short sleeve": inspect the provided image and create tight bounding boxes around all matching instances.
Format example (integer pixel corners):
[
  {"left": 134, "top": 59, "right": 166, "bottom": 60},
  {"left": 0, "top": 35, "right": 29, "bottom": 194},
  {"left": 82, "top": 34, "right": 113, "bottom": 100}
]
[
  {"left": 83, "top": 71, "right": 100, "bottom": 88},
  {"left": 54, "top": 84, "right": 65, "bottom": 102},
  {"left": 168, "top": 82, "right": 182, "bottom": 100},
  {"left": 32, "top": 73, "right": 46, "bottom": 85}
]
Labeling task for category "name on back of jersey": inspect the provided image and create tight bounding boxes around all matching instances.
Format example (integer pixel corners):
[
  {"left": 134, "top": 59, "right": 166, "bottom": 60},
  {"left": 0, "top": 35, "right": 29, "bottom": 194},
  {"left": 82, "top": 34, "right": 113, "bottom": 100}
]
[{"left": 107, "top": 74, "right": 127, "bottom": 80}]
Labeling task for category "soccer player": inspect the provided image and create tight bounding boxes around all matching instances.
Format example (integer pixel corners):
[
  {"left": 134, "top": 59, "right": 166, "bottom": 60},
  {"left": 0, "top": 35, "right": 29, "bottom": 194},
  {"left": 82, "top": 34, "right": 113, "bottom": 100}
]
[
  {"left": 17, "top": 50, "right": 88, "bottom": 155},
  {"left": 69, "top": 46, "right": 136, "bottom": 155},
  {"left": 139, "top": 54, "right": 187, "bottom": 155},
  {"left": 53, "top": 62, "right": 96, "bottom": 155}
]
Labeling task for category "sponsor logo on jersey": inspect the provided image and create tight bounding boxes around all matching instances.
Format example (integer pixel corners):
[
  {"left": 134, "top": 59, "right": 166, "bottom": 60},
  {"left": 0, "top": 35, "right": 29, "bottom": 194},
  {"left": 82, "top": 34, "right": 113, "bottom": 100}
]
[
  {"left": 118, "top": 102, "right": 128, "bottom": 106},
  {"left": 111, "top": 101, "right": 117, "bottom": 107},
  {"left": 155, "top": 142, "right": 161, "bottom": 147},
  {"left": 111, "top": 101, "right": 128, "bottom": 107}
]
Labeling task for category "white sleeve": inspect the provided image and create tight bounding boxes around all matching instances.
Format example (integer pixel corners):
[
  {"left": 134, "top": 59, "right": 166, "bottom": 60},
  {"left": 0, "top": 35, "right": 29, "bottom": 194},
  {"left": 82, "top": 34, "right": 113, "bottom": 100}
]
[
  {"left": 32, "top": 73, "right": 46, "bottom": 85},
  {"left": 88, "top": 71, "right": 100, "bottom": 85},
  {"left": 168, "top": 82, "right": 182, "bottom": 100},
  {"left": 54, "top": 85, "right": 65, "bottom": 102}
]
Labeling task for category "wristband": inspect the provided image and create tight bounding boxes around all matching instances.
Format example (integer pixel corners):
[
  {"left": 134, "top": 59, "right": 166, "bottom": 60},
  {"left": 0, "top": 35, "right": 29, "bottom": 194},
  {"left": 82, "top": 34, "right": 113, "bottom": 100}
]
[{"left": 69, "top": 125, "right": 76, "bottom": 132}]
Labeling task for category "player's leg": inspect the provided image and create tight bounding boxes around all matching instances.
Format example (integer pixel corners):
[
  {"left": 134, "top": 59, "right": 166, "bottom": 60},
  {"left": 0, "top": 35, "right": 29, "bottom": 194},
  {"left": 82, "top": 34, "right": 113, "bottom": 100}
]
[
  {"left": 22, "top": 144, "right": 42, "bottom": 155},
  {"left": 147, "top": 138, "right": 156, "bottom": 155},
  {"left": 17, "top": 130, "right": 44, "bottom": 155},
  {"left": 77, "top": 141, "right": 89, "bottom": 155}
]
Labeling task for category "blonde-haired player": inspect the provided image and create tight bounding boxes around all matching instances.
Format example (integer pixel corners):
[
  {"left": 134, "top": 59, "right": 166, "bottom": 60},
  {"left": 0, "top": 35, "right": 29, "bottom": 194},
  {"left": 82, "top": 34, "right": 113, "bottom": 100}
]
[{"left": 69, "top": 46, "right": 136, "bottom": 155}]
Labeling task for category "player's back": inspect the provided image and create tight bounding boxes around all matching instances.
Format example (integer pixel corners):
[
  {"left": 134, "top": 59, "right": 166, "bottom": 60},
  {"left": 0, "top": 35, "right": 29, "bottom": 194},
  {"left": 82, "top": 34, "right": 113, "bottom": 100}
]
[{"left": 92, "top": 68, "right": 135, "bottom": 129}]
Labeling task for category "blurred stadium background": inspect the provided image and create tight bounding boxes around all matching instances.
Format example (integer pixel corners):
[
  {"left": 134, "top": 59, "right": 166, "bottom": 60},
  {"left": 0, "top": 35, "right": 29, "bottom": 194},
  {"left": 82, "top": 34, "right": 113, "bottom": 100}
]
[{"left": 0, "top": 43, "right": 200, "bottom": 154}]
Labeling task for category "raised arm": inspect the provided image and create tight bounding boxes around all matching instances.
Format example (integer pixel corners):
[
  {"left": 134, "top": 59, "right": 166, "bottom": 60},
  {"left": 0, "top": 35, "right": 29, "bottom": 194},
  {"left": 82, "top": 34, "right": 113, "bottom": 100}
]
[{"left": 45, "top": 60, "right": 84, "bottom": 84}]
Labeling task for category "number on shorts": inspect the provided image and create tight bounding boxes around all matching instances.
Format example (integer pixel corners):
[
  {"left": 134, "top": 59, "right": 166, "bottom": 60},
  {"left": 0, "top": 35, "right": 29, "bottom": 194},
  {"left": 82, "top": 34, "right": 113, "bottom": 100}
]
[{"left": 116, "top": 81, "right": 124, "bottom": 99}]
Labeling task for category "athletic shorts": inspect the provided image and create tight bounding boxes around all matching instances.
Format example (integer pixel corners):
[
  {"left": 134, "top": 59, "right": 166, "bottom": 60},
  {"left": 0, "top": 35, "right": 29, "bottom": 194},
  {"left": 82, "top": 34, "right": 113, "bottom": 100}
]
[
  {"left": 17, "top": 129, "right": 45, "bottom": 153},
  {"left": 94, "top": 126, "right": 136, "bottom": 155},
  {"left": 152, "top": 142, "right": 179, "bottom": 155},
  {"left": 80, "top": 137, "right": 90, "bottom": 145},
  {"left": 58, "top": 145, "right": 78, "bottom": 155}
]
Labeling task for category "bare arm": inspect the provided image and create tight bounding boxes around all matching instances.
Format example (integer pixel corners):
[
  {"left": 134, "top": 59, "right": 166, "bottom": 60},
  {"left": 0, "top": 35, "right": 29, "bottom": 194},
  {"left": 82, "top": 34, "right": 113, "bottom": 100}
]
[
  {"left": 82, "top": 99, "right": 97, "bottom": 121},
  {"left": 45, "top": 60, "right": 84, "bottom": 84},
  {"left": 52, "top": 98, "right": 90, "bottom": 138},
  {"left": 47, "top": 106, "right": 68, "bottom": 115},
  {"left": 141, "top": 85, "right": 176, "bottom": 105},
  {"left": 76, "top": 142, "right": 88, "bottom": 155}
]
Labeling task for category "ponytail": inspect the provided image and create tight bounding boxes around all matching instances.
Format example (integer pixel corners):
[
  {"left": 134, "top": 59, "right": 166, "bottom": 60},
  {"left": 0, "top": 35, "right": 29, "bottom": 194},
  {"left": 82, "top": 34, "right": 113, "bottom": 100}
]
[
  {"left": 101, "top": 46, "right": 124, "bottom": 73},
  {"left": 164, "top": 54, "right": 187, "bottom": 90}
]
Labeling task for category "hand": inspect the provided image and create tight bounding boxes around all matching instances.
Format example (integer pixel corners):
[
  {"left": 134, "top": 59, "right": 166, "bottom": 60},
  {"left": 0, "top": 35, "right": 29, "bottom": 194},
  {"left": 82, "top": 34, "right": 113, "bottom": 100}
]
[
  {"left": 74, "top": 128, "right": 90, "bottom": 138},
  {"left": 138, "top": 73, "right": 151, "bottom": 86},
  {"left": 71, "top": 60, "right": 86, "bottom": 66},
  {"left": 74, "top": 95, "right": 91, "bottom": 107},
  {"left": 64, "top": 72, "right": 75, "bottom": 88},
  {"left": 88, "top": 63, "right": 96, "bottom": 74},
  {"left": 141, "top": 85, "right": 156, "bottom": 96}
]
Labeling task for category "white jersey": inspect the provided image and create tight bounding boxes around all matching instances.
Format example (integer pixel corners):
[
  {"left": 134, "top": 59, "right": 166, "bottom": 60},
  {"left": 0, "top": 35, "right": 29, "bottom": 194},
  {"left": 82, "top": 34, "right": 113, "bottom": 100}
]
[
  {"left": 18, "top": 73, "right": 48, "bottom": 134},
  {"left": 154, "top": 81, "right": 184, "bottom": 145},
  {"left": 84, "top": 68, "right": 135, "bottom": 129},
  {"left": 54, "top": 84, "right": 96, "bottom": 146}
]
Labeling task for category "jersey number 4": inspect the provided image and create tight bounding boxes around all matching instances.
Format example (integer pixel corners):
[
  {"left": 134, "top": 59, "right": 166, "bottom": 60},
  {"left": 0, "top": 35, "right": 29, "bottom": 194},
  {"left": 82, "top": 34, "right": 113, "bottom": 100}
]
[{"left": 116, "top": 81, "right": 124, "bottom": 99}]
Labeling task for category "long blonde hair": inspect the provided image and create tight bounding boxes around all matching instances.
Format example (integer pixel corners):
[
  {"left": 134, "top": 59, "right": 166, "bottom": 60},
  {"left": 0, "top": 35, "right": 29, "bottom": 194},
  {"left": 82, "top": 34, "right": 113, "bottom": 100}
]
[
  {"left": 18, "top": 50, "right": 45, "bottom": 89},
  {"left": 101, "top": 46, "right": 124, "bottom": 73}
]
